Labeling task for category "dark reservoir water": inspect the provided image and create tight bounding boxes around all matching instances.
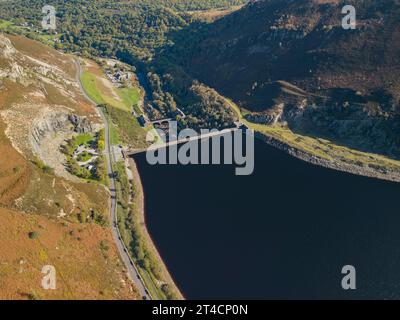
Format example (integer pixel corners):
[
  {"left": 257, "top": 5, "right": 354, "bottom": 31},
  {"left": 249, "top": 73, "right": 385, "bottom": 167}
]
[{"left": 133, "top": 137, "right": 400, "bottom": 299}]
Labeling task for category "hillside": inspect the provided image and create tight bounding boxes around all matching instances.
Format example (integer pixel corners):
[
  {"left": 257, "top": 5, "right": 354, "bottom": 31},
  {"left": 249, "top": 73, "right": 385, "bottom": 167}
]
[
  {"left": 0, "top": 34, "right": 137, "bottom": 299},
  {"left": 0, "top": 0, "right": 248, "bottom": 61},
  {"left": 0, "top": 0, "right": 246, "bottom": 129},
  {"left": 0, "top": 207, "right": 137, "bottom": 300},
  {"left": 175, "top": 0, "right": 400, "bottom": 158},
  {"left": 1, "top": 0, "right": 400, "bottom": 163}
]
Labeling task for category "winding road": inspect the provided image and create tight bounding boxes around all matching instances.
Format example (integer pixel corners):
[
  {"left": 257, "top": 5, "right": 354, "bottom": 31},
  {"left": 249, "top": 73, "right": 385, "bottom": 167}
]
[{"left": 74, "top": 59, "right": 152, "bottom": 300}]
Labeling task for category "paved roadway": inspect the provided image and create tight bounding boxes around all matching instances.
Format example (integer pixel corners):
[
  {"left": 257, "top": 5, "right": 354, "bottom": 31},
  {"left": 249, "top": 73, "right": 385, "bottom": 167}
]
[{"left": 74, "top": 59, "right": 152, "bottom": 300}]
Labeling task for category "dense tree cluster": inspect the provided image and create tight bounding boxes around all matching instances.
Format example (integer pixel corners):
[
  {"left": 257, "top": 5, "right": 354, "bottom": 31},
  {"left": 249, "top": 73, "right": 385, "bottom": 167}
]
[
  {"left": 0, "top": 0, "right": 245, "bottom": 61},
  {"left": 147, "top": 72, "right": 178, "bottom": 117},
  {"left": 182, "top": 83, "right": 238, "bottom": 130}
]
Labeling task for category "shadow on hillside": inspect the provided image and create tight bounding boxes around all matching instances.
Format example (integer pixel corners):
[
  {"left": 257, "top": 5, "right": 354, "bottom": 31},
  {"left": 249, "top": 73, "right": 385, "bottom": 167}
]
[{"left": 150, "top": 6, "right": 400, "bottom": 162}]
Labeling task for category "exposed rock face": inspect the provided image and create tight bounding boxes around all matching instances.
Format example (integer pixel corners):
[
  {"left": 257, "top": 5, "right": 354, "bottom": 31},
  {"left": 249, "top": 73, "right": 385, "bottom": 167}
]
[
  {"left": 31, "top": 112, "right": 94, "bottom": 145},
  {"left": 29, "top": 111, "right": 97, "bottom": 181},
  {"left": 245, "top": 104, "right": 285, "bottom": 125},
  {"left": 30, "top": 112, "right": 72, "bottom": 150},
  {"left": 0, "top": 35, "right": 26, "bottom": 80},
  {"left": 0, "top": 35, "right": 16, "bottom": 58},
  {"left": 0, "top": 33, "right": 102, "bottom": 182},
  {"left": 1, "top": 102, "right": 97, "bottom": 181},
  {"left": 0, "top": 34, "right": 84, "bottom": 99},
  {"left": 30, "top": 112, "right": 93, "bottom": 151},
  {"left": 68, "top": 114, "right": 93, "bottom": 133},
  {"left": 246, "top": 113, "right": 282, "bottom": 125},
  {"left": 0, "top": 58, "right": 26, "bottom": 80}
]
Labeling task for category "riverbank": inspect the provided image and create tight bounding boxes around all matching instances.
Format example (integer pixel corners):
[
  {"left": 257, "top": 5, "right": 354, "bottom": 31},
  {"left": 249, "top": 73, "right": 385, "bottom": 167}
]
[{"left": 121, "top": 157, "right": 184, "bottom": 299}]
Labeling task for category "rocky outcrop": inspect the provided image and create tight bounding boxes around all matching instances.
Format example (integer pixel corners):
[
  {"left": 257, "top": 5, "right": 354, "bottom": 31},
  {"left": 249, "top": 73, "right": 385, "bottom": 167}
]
[
  {"left": 30, "top": 112, "right": 71, "bottom": 150},
  {"left": 68, "top": 114, "right": 94, "bottom": 133},
  {"left": 30, "top": 112, "right": 93, "bottom": 151},
  {"left": 245, "top": 103, "right": 286, "bottom": 125},
  {"left": 0, "top": 33, "right": 102, "bottom": 182},
  {"left": 28, "top": 110, "right": 97, "bottom": 181},
  {"left": 245, "top": 113, "right": 277, "bottom": 125},
  {"left": 0, "top": 34, "right": 16, "bottom": 58},
  {"left": 245, "top": 111, "right": 283, "bottom": 125},
  {"left": 0, "top": 35, "right": 26, "bottom": 81}
]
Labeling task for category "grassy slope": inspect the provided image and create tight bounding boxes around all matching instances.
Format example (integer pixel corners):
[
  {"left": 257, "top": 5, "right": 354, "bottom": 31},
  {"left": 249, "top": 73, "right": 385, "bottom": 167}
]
[
  {"left": 101, "top": 105, "right": 148, "bottom": 148},
  {"left": 73, "top": 133, "right": 92, "bottom": 146},
  {"left": 187, "top": 4, "right": 245, "bottom": 21},
  {"left": 227, "top": 99, "right": 400, "bottom": 172},
  {"left": 119, "top": 87, "right": 141, "bottom": 112},
  {"left": 80, "top": 72, "right": 104, "bottom": 105},
  {"left": 80, "top": 63, "right": 147, "bottom": 148},
  {"left": 81, "top": 72, "right": 140, "bottom": 113},
  {"left": 0, "top": 19, "right": 12, "bottom": 29}
]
